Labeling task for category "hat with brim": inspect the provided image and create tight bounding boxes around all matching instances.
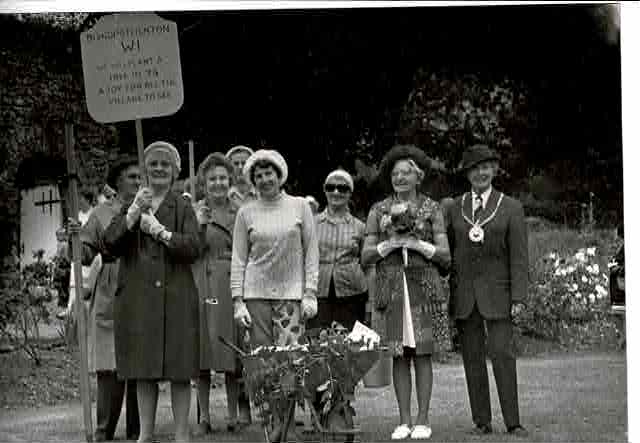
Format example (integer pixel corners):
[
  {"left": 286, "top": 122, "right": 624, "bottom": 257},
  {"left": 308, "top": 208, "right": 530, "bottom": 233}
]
[
  {"left": 242, "top": 149, "right": 289, "bottom": 186},
  {"left": 107, "top": 155, "right": 139, "bottom": 190},
  {"left": 459, "top": 144, "right": 500, "bottom": 173},
  {"left": 377, "top": 144, "right": 430, "bottom": 187}
]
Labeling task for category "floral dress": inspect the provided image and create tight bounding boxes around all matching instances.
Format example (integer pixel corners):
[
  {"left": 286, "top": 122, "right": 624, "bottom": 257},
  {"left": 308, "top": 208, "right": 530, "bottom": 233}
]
[{"left": 365, "top": 194, "right": 452, "bottom": 357}]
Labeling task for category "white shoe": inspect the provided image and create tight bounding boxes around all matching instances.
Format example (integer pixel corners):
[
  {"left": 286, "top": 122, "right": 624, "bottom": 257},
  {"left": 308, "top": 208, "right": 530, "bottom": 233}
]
[
  {"left": 391, "top": 424, "right": 413, "bottom": 440},
  {"left": 411, "top": 425, "right": 432, "bottom": 440}
]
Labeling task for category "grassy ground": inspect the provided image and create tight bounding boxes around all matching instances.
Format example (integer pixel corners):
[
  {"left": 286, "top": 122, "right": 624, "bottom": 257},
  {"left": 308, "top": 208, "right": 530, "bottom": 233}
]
[{"left": 0, "top": 351, "right": 627, "bottom": 442}]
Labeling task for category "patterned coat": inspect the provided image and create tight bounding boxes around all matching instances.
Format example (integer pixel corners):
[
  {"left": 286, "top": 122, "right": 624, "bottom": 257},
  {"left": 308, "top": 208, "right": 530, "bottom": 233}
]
[
  {"left": 365, "top": 194, "right": 450, "bottom": 356},
  {"left": 103, "top": 192, "right": 201, "bottom": 380}
]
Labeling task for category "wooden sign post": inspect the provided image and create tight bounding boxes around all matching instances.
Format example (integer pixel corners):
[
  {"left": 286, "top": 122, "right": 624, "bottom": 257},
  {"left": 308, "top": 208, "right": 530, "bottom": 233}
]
[
  {"left": 188, "top": 140, "right": 195, "bottom": 199},
  {"left": 64, "top": 123, "right": 94, "bottom": 442}
]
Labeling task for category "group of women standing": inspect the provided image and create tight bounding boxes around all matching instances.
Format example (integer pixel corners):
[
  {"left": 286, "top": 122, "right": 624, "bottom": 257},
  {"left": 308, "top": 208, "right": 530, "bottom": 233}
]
[{"left": 75, "top": 140, "right": 453, "bottom": 442}]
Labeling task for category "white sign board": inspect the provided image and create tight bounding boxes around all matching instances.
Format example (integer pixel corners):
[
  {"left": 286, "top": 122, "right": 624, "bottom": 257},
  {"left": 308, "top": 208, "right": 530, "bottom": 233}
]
[{"left": 80, "top": 13, "right": 184, "bottom": 123}]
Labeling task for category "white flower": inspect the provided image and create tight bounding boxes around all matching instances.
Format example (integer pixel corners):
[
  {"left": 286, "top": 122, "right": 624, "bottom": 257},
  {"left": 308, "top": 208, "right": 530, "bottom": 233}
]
[
  {"left": 568, "top": 283, "right": 578, "bottom": 292},
  {"left": 575, "top": 251, "right": 586, "bottom": 262},
  {"left": 587, "top": 247, "right": 596, "bottom": 256},
  {"left": 554, "top": 268, "right": 563, "bottom": 277},
  {"left": 576, "top": 292, "right": 582, "bottom": 299},
  {"left": 566, "top": 265, "right": 576, "bottom": 274},
  {"left": 595, "top": 284, "right": 607, "bottom": 298},
  {"left": 555, "top": 258, "right": 561, "bottom": 268},
  {"left": 588, "top": 293, "right": 596, "bottom": 303},
  {"left": 581, "top": 275, "right": 588, "bottom": 283},
  {"left": 548, "top": 252, "right": 558, "bottom": 260},
  {"left": 591, "top": 264, "right": 599, "bottom": 274}
]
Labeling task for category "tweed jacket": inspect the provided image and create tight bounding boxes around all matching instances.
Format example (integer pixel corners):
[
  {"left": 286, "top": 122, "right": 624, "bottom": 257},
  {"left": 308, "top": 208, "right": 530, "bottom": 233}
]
[{"left": 446, "top": 189, "right": 528, "bottom": 320}]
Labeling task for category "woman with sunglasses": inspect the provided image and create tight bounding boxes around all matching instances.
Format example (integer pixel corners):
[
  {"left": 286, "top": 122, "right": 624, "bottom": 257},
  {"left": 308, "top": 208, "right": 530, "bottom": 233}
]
[{"left": 306, "top": 169, "right": 368, "bottom": 333}]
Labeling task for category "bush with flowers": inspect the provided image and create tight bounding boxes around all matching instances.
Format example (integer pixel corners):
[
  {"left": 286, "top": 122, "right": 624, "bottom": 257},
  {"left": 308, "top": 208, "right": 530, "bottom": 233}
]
[{"left": 515, "top": 246, "right": 612, "bottom": 342}]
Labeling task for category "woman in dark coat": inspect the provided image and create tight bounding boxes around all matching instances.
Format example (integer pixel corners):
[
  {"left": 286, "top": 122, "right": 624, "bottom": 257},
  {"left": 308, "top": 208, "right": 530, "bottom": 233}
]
[
  {"left": 191, "top": 152, "right": 251, "bottom": 434},
  {"left": 103, "top": 142, "right": 201, "bottom": 443}
]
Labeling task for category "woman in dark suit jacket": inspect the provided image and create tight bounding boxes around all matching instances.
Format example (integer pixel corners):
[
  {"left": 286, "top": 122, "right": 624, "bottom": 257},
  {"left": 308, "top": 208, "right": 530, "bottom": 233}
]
[{"left": 103, "top": 142, "right": 201, "bottom": 443}]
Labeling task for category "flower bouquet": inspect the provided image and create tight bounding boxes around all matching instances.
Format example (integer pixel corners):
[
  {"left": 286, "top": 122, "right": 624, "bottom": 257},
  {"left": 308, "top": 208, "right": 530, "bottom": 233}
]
[{"left": 380, "top": 201, "right": 423, "bottom": 266}]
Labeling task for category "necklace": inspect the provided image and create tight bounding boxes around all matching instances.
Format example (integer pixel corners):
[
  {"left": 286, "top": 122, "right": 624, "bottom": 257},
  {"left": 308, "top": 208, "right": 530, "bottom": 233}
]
[{"left": 461, "top": 192, "right": 504, "bottom": 243}]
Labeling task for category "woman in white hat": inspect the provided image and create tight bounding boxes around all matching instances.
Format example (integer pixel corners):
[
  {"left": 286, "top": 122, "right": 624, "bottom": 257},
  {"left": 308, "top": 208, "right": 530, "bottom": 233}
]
[
  {"left": 103, "top": 141, "right": 201, "bottom": 442},
  {"left": 231, "top": 150, "right": 319, "bottom": 342}
]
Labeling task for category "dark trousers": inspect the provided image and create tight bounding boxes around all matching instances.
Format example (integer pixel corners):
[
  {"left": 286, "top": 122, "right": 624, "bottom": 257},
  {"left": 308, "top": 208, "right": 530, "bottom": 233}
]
[
  {"left": 306, "top": 279, "right": 367, "bottom": 331},
  {"left": 456, "top": 304, "right": 520, "bottom": 429},
  {"left": 95, "top": 371, "right": 139, "bottom": 440}
]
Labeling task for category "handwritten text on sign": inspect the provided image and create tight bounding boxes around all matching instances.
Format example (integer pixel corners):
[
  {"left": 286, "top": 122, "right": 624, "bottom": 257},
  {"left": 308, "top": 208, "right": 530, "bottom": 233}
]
[{"left": 81, "top": 13, "right": 184, "bottom": 123}]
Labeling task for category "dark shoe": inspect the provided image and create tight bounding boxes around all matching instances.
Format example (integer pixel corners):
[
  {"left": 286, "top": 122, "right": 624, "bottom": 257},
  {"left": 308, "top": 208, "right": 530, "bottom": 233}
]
[
  {"left": 507, "top": 425, "right": 529, "bottom": 437},
  {"left": 470, "top": 423, "right": 493, "bottom": 435},
  {"left": 93, "top": 431, "right": 108, "bottom": 442}
]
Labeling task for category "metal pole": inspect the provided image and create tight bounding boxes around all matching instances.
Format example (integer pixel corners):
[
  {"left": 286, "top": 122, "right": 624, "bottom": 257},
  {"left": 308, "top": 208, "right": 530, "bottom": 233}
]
[{"left": 64, "top": 123, "right": 94, "bottom": 442}]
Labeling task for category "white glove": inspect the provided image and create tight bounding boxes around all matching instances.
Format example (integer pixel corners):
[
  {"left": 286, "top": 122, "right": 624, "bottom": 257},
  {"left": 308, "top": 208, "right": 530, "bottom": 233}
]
[
  {"left": 376, "top": 239, "right": 397, "bottom": 258},
  {"left": 418, "top": 240, "right": 437, "bottom": 259},
  {"left": 140, "top": 213, "right": 166, "bottom": 239},
  {"left": 126, "top": 187, "right": 152, "bottom": 228},
  {"left": 194, "top": 202, "right": 211, "bottom": 225},
  {"left": 234, "top": 300, "right": 252, "bottom": 328},
  {"left": 301, "top": 291, "right": 318, "bottom": 320}
]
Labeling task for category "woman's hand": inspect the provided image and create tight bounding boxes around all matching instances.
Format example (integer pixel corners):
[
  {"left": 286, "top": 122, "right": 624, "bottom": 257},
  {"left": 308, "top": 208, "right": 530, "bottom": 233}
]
[
  {"left": 194, "top": 202, "right": 211, "bottom": 225},
  {"left": 403, "top": 237, "right": 436, "bottom": 259},
  {"left": 132, "top": 187, "right": 153, "bottom": 212},
  {"left": 376, "top": 237, "right": 402, "bottom": 258},
  {"left": 66, "top": 218, "right": 82, "bottom": 236},
  {"left": 301, "top": 290, "right": 318, "bottom": 320},
  {"left": 140, "top": 213, "right": 167, "bottom": 240},
  {"left": 233, "top": 299, "right": 252, "bottom": 328},
  {"left": 126, "top": 187, "right": 153, "bottom": 229}
]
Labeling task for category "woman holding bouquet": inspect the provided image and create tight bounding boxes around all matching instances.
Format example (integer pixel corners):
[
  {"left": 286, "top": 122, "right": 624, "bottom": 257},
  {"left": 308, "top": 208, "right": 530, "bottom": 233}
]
[{"left": 362, "top": 144, "right": 451, "bottom": 440}]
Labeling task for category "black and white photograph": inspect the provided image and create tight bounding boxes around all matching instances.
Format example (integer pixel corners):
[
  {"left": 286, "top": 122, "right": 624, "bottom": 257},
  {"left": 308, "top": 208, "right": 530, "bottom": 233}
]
[{"left": 0, "top": 1, "right": 635, "bottom": 442}]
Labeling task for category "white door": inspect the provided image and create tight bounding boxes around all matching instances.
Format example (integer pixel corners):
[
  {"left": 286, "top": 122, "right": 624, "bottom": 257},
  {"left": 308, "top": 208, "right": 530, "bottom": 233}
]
[{"left": 20, "top": 184, "right": 63, "bottom": 267}]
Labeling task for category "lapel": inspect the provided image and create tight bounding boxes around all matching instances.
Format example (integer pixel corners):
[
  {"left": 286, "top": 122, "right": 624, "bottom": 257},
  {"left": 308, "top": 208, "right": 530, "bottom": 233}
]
[
  {"left": 208, "top": 202, "right": 236, "bottom": 236},
  {"left": 154, "top": 192, "right": 178, "bottom": 230},
  {"left": 475, "top": 189, "right": 500, "bottom": 224}
]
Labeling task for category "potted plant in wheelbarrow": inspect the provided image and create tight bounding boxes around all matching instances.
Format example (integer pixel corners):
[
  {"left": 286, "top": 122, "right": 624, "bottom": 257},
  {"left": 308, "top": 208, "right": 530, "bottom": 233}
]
[{"left": 219, "top": 322, "right": 387, "bottom": 442}]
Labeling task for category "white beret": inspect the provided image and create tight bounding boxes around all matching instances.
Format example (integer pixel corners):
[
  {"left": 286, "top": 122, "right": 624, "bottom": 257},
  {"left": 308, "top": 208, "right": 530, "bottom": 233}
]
[
  {"left": 225, "top": 145, "right": 255, "bottom": 159},
  {"left": 243, "top": 149, "right": 289, "bottom": 186},
  {"left": 144, "top": 141, "right": 181, "bottom": 173}
]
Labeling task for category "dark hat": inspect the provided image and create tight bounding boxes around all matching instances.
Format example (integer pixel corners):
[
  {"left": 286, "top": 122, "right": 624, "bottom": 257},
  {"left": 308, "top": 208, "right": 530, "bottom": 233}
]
[
  {"left": 107, "top": 155, "right": 139, "bottom": 190},
  {"left": 378, "top": 144, "right": 430, "bottom": 184},
  {"left": 459, "top": 144, "right": 500, "bottom": 172}
]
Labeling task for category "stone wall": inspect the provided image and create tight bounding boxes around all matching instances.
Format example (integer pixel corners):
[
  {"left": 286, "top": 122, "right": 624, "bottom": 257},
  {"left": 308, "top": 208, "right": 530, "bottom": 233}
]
[{"left": 0, "top": 15, "right": 123, "bottom": 275}]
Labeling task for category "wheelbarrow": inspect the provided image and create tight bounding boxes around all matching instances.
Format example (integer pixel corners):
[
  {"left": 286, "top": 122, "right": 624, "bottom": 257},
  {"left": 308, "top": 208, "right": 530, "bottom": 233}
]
[{"left": 218, "top": 335, "right": 387, "bottom": 442}]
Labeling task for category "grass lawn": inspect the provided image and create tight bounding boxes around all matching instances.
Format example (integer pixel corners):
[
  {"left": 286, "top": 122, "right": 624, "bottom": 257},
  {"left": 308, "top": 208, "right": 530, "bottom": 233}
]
[{"left": 0, "top": 351, "right": 627, "bottom": 442}]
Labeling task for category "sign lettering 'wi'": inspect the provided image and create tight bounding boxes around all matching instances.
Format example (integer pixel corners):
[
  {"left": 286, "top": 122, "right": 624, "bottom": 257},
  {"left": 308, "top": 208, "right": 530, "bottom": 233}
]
[{"left": 81, "top": 13, "right": 184, "bottom": 123}]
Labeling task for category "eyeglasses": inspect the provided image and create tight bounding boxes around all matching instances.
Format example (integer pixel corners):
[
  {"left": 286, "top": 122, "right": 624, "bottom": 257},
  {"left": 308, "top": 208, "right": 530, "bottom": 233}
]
[{"left": 324, "top": 184, "right": 351, "bottom": 194}]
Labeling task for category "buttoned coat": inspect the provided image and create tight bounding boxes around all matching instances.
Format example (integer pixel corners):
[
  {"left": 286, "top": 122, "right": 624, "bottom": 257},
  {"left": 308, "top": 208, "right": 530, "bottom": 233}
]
[
  {"left": 103, "top": 191, "right": 201, "bottom": 380},
  {"left": 446, "top": 190, "right": 528, "bottom": 320},
  {"left": 80, "top": 200, "right": 121, "bottom": 373},
  {"left": 191, "top": 200, "right": 239, "bottom": 372}
]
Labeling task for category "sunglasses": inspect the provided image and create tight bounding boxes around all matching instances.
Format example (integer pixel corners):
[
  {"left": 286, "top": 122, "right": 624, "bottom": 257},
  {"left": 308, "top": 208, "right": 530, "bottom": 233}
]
[{"left": 324, "top": 184, "right": 351, "bottom": 194}]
